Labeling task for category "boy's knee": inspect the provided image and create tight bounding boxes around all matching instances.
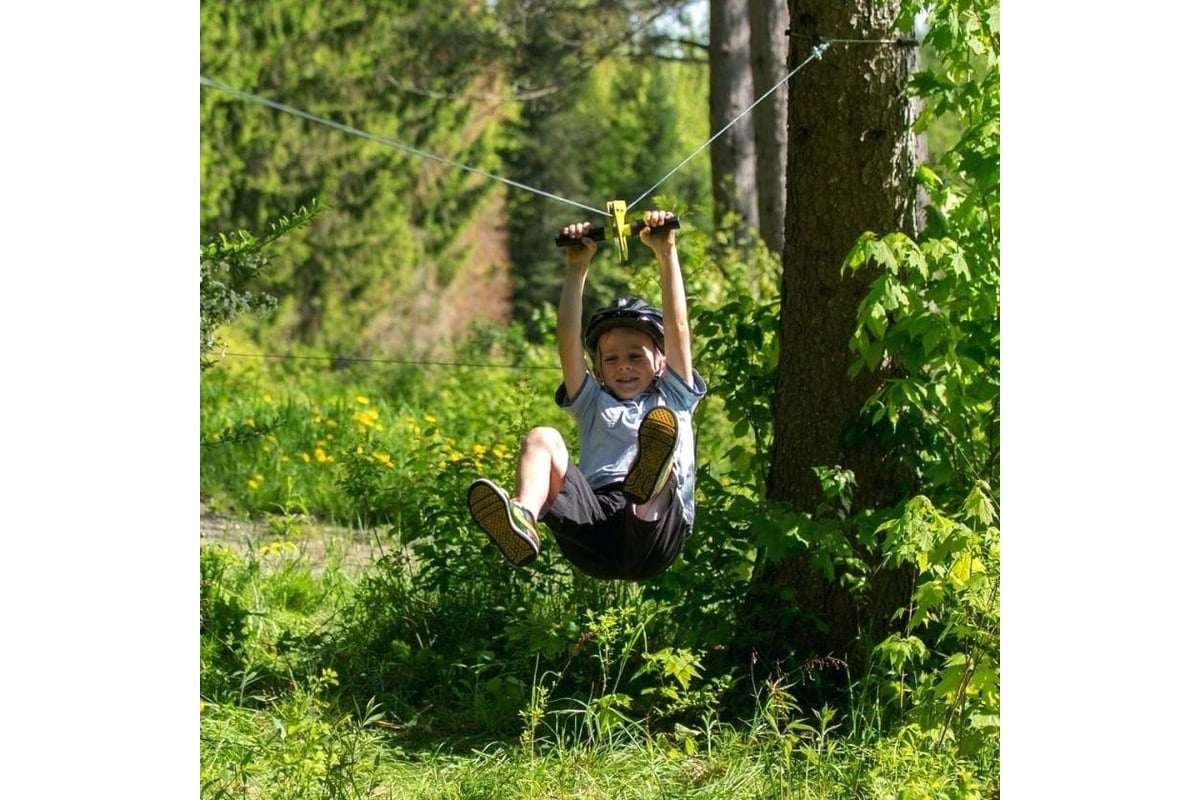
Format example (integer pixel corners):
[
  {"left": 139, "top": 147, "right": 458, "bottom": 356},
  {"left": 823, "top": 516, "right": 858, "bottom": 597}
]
[{"left": 523, "top": 426, "right": 566, "bottom": 456}]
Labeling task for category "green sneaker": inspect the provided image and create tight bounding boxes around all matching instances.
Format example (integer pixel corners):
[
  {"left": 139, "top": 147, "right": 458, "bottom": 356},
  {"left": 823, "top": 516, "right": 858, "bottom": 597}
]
[
  {"left": 623, "top": 406, "right": 679, "bottom": 505},
  {"left": 467, "top": 479, "right": 541, "bottom": 567}
]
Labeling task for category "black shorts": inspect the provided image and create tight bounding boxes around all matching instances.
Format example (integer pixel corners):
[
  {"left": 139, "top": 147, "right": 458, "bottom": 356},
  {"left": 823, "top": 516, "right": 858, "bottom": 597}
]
[{"left": 539, "top": 464, "right": 690, "bottom": 581}]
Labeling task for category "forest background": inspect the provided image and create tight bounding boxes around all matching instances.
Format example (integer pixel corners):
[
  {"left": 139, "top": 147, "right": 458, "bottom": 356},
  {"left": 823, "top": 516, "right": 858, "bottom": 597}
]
[
  {"left": 9, "top": 1, "right": 1200, "bottom": 798},
  {"left": 197, "top": 1, "right": 1008, "bottom": 797}
]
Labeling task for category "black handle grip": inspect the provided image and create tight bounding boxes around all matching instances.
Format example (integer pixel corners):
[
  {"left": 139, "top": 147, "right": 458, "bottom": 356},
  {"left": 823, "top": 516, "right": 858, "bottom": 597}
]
[{"left": 554, "top": 217, "right": 681, "bottom": 247}]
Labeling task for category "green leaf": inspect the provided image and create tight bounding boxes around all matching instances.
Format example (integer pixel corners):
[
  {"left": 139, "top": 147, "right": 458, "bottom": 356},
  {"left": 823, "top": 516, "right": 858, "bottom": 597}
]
[{"left": 964, "top": 483, "right": 996, "bottom": 526}]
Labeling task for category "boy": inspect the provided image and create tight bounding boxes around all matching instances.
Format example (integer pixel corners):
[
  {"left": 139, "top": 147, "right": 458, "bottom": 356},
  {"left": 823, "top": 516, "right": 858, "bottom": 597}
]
[{"left": 467, "top": 209, "right": 707, "bottom": 581}]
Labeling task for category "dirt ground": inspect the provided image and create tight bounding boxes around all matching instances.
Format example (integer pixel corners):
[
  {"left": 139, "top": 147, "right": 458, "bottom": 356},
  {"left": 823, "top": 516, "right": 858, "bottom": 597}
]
[{"left": 200, "top": 506, "right": 392, "bottom": 573}]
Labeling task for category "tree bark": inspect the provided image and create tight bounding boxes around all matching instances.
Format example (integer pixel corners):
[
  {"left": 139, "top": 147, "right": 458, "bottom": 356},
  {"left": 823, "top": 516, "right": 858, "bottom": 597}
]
[
  {"left": 749, "top": 0, "right": 789, "bottom": 253},
  {"left": 708, "top": 0, "right": 759, "bottom": 228},
  {"left": 747, "top": 0, "right": 925, "bottom": 673}
]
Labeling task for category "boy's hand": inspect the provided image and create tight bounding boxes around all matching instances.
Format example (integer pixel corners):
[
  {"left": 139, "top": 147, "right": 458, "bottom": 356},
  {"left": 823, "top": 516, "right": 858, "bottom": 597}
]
[
  {"left": 561, "top": 221, "right": 598, "bottom": 269},
  {"left": 638, "top": 210, "right": 677, "bottom": 255}
]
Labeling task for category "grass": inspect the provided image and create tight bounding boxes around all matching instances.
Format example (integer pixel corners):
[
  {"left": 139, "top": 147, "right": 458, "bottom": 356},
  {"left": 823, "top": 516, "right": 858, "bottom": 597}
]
[
  {"left": 199, "top": 518, "right": 998, "bottom": 800},
  {"left": 202, "top": 694, "right": 996, "bottom": 799}
]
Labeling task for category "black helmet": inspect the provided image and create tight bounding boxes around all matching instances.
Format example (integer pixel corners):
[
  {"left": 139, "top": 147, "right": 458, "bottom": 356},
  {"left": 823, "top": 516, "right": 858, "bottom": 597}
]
[{"left": 584, "top": 296, "right": 665, "bottom": 355}]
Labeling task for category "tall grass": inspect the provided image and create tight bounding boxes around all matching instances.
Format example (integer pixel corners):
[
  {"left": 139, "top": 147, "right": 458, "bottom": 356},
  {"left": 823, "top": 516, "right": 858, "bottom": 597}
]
[{"left": 200, "top": 528, "right": 997, "bottom": 799}]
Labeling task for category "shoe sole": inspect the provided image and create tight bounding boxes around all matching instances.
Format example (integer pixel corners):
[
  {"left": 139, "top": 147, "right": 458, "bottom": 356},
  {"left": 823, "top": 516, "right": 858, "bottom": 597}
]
[
  {"left": 467, "top": 479, "right": 538, "bottom": 567},
  {"left": 624, "top": 406, "right": 678, "bottom": 505}
]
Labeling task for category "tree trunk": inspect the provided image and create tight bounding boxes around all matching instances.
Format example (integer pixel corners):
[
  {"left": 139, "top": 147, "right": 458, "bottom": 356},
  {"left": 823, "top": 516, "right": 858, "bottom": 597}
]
[
  {"left": 749, "top": 0, "right": 789, "bottom": 253},
  {"left": 708, "top": 0, "right": 759, "bottom": 228},
  {"left": 745, "top": 0, "right": 925, "bottom": 674}
]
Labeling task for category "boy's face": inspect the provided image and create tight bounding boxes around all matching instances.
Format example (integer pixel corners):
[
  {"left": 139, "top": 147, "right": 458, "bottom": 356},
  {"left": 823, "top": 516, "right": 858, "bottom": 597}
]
[{"left": 595, "top": 328, "right": 663, "bottom": 400}]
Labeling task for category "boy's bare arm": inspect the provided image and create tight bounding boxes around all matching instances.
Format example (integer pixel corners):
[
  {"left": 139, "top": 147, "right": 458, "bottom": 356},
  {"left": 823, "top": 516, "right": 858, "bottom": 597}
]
[
  {"left": 557, "top": 222, "right": 597, "bottom": 401},
  {"left": 639, "top": 210, "right": 694, "bottom": 389}
]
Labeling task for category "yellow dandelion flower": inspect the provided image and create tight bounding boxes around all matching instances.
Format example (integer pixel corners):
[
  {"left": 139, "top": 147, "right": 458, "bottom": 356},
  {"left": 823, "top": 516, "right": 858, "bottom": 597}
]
[
  {"left": 355, "top": 395, "right": 370, "bottom": 405},
  {"left": 424, "top": 414, "right": 437, "bottom": 424},
  {"left": 372, "top": 451, "right": 394, "bottom": 467},
  {"left": 301, "top": 452, "right": 311, "bottom": 463},
  {"left": 260, "top": 541, "right": 298, "bottom": 558},
  {"left": 449, "top": 451, "right": 464, "bottom": 462},
  {"left": 352, "top": 408, "right": 381, "bottom": 430},
  {"left": 325, "top": 419, "right": 338, "bottom": 428},
  {"left": 248, "top": 478, "right": 259, "bottom": 490},
  {"left": 472, "top": 444, "right": 487, "bottom": 456},
  {"left": 262, "top": 393, "right": 273, "bottom": 404}
]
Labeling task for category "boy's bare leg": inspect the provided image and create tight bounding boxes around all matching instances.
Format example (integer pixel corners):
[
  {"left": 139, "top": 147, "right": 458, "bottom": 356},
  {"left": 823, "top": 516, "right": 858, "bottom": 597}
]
[
  {"left": 630, "top": 483, "right": 672, "bottom": 522},
  {"left": 513, "top": 426, "right": 570, "bottom": 515}
]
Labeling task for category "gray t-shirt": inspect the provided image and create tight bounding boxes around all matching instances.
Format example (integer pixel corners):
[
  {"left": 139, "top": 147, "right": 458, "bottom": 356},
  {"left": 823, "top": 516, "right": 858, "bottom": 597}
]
[{"left": 555, "top": 368, "right": 708, "bottom": 525}]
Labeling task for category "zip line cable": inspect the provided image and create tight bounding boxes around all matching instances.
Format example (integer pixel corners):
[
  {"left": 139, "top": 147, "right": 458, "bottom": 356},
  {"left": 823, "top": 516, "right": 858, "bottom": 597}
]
[
  {"left": 789, "top": 33, "right": 920, "bottom": 48},
  {"left": 626, "top": 41, "right": 829, "bottom": 211},
  {"left": 220, "top": 351, "right": 560, "bottom": 370},
  {"left": 200, "top": 75, "right": 610, "bottom": 217},
  {"left": 200, "top": 41, "right": 836, "bottom": 219}
]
